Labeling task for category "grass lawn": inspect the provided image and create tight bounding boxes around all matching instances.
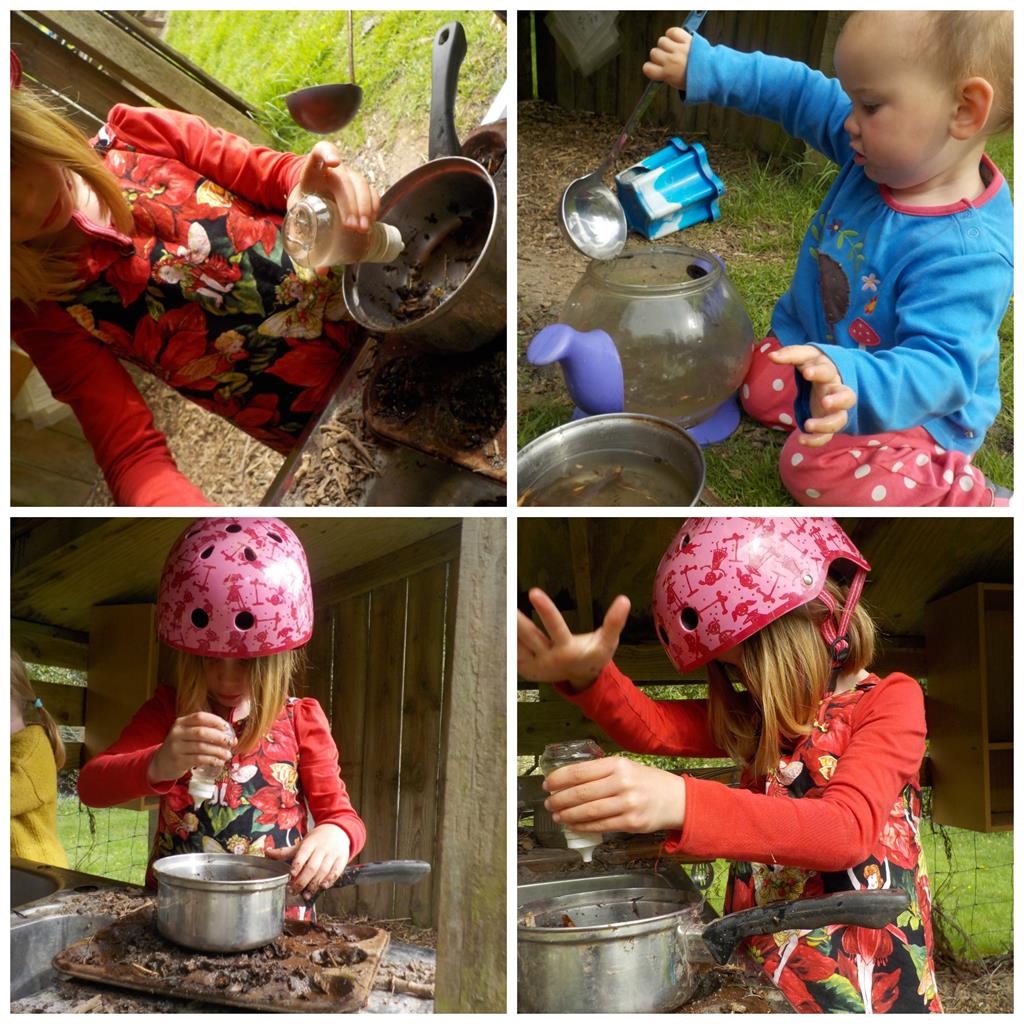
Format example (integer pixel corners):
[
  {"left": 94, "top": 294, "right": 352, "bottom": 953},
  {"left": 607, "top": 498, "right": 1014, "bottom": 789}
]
[
  {"left": 57, "top": 797, "right": 151, "bottom": 887},
  {"left": 165, "top": 10, "right": 506, "bottom": 153}
]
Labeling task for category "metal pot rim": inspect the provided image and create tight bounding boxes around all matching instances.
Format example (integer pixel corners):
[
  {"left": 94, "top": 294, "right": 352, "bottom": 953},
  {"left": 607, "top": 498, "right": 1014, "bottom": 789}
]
[
  {"left": 153, "top": 852, "right": 291, "bottom": 893},
  {"left": 518, "top": 885, "right": 703, "bottom": 942}
]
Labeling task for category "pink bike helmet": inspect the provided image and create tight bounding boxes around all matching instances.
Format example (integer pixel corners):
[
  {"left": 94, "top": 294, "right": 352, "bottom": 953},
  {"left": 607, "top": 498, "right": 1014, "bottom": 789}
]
[
  {"left": 652, "top": 517, "right": 870, "bottom": 674},
  {"left": 157, "top": 518, "right": 313, "bottom": 657}
]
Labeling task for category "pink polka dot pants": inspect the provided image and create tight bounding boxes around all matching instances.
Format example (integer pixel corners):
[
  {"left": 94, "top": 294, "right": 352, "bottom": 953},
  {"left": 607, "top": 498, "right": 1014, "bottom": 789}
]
[{"left": 741, "top": 338, "right": 1000, "bottom": 507}]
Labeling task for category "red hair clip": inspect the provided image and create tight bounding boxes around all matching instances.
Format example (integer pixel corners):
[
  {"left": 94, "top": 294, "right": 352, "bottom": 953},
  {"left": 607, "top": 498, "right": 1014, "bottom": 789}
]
[{"left": 11, "top": 49, "right": 22, "bottom": 89}]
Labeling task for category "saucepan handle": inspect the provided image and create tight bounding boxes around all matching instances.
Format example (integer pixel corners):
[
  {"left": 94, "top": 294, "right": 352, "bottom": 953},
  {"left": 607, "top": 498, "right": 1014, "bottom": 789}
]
[{"left": 701, "top": 888, "right": 911, "bottom": 966}]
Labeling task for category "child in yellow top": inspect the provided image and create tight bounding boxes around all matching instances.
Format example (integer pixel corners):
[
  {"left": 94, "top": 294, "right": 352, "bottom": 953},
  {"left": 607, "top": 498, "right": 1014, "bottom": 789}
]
[{"left": 11, "top": 652, "right": 69, "bottom": 867}]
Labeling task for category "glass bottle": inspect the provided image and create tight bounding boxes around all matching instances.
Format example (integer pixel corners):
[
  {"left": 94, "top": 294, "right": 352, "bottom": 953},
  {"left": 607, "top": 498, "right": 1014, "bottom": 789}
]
[
  {"left": 540, "top": 739, "right": 606, "bottom": 862},
  {"left": 188, "top": 720, "right": 237, "bottom": 805},
  {"left": 283, "top": 191, "right": 404, "bottom": 269}
]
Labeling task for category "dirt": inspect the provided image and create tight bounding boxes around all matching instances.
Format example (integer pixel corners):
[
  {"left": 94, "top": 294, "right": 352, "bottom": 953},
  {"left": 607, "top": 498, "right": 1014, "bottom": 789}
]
[
  {"left": 516, "top": 99, "right": 754, "bottom": 422},
  {"left": 55, "top": 904, "right": 387, "bottom": 1013}
]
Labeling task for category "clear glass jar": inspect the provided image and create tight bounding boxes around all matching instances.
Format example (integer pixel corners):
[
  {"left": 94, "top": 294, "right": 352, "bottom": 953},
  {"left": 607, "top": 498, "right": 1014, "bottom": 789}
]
[
  {"left": 188, "top": 720, "right": 236, "bottom": 805},
  {"left": 561, "top": 246, "right": 754, "bottom": 425},
  {"left": 283, "top": 192, "right": 404, "bottom": 269},
  {"left": 540, "top": 739, "right": 606, "bottom": 862}
]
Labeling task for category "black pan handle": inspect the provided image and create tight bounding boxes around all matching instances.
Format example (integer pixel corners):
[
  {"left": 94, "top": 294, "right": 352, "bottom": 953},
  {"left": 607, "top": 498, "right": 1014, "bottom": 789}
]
[
  {"left": 429, "top": 21, "right": 467, "bottom": 160},
  {"left": 335, "top": 859, "right": 431, "bottom": 888},
  {"left": 701, "top": 888, "right": 911, "bottom": 966}
]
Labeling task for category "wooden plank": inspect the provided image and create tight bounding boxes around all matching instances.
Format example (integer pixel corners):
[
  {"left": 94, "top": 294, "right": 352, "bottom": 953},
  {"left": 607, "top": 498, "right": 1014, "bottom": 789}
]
[
  {"left": 86, "top": 605, "right": 159, "bottom": 812},
  {"left": 12, "top": 465, "right": 94, "bottom": 508},
  {"left": 11, "top": 416, "right": 100, "bottom": 485},
  {"left": 313, "top": 525, "right": 461, "bottom": 607},
  {"left": 435, "top": 519, "right": 505, "bottom": 1012},
  {"left": 568, "top": 520, "right": 593, "bottom": 632},
  {"left": 62, "top": 741, "right": 83, "bottom": 772},
  {"left": 534, "top": 12, "right": 558, "bottom": 104},
  {"left": 26, "top": 679, "right": 86, "bottom": 729},
  {"left": 517, "top": 12, "right": 534, "bottom": 100},
  {"left": 28, "top": 10, "right": 273, "bottom": 146},
  {"left": 395, "top": 562, "right": 450, "bottom": 925},
  {"left": 12, "top": 620, "right": 89, "bottom": 670},
  {"left": 320, "top": 591, "right": 370, "bottom": 918},
  {"left": 355, "top": 577, "right": 407, "bottom": 919},
  {"left": 13, "top": 13, "right": 150, "bottom": 120},
  {"left": 302, "top": 605, "right": 335, "bottom": 716}
]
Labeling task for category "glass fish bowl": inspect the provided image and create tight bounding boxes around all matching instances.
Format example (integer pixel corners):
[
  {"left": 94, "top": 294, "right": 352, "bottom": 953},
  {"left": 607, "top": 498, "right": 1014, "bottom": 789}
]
[{"left": 561, "top": 245, "right": 754, "bottom": 426}]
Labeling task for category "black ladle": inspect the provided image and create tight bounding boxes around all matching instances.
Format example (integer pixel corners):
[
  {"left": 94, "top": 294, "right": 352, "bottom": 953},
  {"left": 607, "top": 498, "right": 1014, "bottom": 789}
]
[{"left": 285, "top": 12, "right": 363, "bottom": 133}]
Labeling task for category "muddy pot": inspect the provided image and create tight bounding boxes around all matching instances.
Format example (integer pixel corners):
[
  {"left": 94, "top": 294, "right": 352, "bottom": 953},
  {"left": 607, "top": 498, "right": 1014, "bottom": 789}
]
[
  {"left": 518, "top": 886, "right": 911, "bottom": 1013},
  {"left": 342, "top": 156, "right": 504, "bottom": 352},
  {"left": 342, "top": 22, "right": 505, "bottom": 353},
  {"left": 154, "top": 854, "right": 430, "bottom": 953}
]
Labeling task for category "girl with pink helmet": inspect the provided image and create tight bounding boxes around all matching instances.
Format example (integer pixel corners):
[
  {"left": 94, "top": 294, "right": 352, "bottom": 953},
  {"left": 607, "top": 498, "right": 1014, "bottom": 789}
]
[
  {"left": 518, "top": 517, "right": 941, "bottom": 1013},
  {"left": 78, "top": 517, "right": 364, "bottom": 904}
]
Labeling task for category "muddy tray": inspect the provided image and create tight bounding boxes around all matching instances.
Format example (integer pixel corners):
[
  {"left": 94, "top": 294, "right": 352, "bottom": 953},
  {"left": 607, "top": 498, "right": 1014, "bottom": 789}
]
[
  {"left": 52, "top": 905, "right": 389, "bottom": 1014},
  {"left": 363, "top": 336, "right": 506, "bottom": 481}
]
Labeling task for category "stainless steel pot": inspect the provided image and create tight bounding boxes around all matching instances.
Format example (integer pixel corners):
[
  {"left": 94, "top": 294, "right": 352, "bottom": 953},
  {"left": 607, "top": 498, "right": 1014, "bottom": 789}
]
[
  {"left": 154, "top": 853, "right": 430, "bottom": 953},
  {"left": 342, "top": 22, "right": 505, "bottom": 352},
  {"left": 518, "top": 885, "right": 911, "bottom": 1013}
]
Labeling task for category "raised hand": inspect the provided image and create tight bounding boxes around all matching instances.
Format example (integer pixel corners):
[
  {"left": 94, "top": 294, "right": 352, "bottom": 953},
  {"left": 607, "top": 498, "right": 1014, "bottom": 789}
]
[
  {"left": 643, "top": 27, "right": 695, "bottom": 91},
  {"left": 517, "top": 587, "right": 630, "bottom": 691}
]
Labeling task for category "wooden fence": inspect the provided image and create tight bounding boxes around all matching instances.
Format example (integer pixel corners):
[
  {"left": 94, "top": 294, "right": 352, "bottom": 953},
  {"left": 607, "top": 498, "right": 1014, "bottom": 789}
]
[
  {"left": 520, "top": 10, "right": 844, "bottom": 157},
  {"left": 12, "top": 9, "right": 271, "bottom": 144}
]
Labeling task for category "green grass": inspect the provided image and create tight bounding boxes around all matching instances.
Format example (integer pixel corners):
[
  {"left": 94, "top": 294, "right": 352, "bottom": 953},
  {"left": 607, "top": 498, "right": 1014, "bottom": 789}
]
[
  {"left": 165, "top": 10, "right": 506, "bottom": 153},
  {"left": 520, "top": 136, "right": 1014, "bottom": 504},
  {"left": 57, "top": 797, "right": 151, "bottom": 887}
]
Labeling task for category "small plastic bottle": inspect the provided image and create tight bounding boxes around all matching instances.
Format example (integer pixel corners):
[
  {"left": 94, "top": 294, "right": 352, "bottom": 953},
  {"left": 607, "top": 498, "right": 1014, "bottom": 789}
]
[
  {"left": 188, "top": 720, "right": 236, "bottom": 805},
  {"left": 283, "top": 191, "right": 404, "bottom": 269},
  {"left": 540, "top": 739, "right": 606, "bottom": 863}
]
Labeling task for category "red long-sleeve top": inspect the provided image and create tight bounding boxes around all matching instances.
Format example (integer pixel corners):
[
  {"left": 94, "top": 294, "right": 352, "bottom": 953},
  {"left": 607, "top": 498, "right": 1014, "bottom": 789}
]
[
  {"left": 13, "top": 106, "right": 358, "bottom": 506},
  {"left": 78, "top": 685, "right": 366, "bottom": 858},
  {"left": 556, "top": 662, "right": 927, "bottom": 872}
]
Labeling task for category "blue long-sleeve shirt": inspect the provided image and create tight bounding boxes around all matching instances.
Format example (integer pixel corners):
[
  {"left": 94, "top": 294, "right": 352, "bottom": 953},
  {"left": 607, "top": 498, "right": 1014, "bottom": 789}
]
[{"left": 685, "top": 33, "right": 1013, "bottom": 454}]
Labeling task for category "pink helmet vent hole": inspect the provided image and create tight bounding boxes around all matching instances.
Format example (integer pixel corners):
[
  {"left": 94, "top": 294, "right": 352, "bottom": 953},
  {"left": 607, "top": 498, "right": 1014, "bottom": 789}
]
[
  {"left": 678, "top": 534, "right": 691, "bottom": 551},
  {"left": 243, "top": 547, "right": 257, "bottom": 562},
  {"left": 186, "top": 528, "right": 201, "bottom": 538},
  {"left": 226, "top": 524, "right": 242, "bottom": 533},
  {"left": 680, "top": 607, "right": 699, "bottom": 631},
  {"left": 268, "top": 532, "right": 283, "bottom": 543},
  {"left": 656, "top": 623, "right": 669, "bottom": 647},
  {"left": 191, "top": 608, "right": 209, "bottom": 628},
  {"left": 235, "top": 611, "right": 255, "bottom": 630},
  {"left": 200, "top": 546, "right": 214, "bottom": 559}
]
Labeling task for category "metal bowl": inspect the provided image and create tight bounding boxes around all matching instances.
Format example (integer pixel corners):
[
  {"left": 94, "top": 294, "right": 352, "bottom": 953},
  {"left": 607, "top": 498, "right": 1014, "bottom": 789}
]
[
  {"left": 153, "top": 853, "right": 291, "bottom": 952},
  {"left": 517, "top": 413, "right": 705, "bottom": 507}
]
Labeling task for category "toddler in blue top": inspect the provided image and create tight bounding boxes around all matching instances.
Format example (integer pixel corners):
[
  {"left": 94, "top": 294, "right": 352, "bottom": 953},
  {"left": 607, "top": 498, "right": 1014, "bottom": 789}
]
[{"left": 646, "top": 11, "right": 1012, "bottom": 506}]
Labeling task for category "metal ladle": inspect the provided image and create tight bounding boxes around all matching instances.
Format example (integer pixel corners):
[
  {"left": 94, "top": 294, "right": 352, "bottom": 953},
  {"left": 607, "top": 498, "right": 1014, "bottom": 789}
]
[
  {"left": 559, "top": 10, "right": 707, "bottom": 260},
  {"left": 285, "top": 12, "right": 363, "bottom": 133}
]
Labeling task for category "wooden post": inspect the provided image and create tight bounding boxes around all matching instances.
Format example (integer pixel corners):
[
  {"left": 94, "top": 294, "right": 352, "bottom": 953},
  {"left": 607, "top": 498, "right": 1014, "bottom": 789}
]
[{"left": 434, "top": 519, "right": 506, "bottom": 1012}]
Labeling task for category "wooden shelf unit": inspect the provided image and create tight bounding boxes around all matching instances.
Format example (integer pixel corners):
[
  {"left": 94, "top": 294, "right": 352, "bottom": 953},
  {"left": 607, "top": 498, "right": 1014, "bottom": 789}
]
[{"left": 924, "top": 583, "right": 1013, "bottom": 832}]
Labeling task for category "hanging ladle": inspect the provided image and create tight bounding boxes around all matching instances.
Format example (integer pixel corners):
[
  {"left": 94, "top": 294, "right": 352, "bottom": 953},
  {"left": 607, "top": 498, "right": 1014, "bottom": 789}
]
[
  {"left": 285, "top": 12, "right": 363, "bottom": 133},
  {"left": 559, "top": 10, "right": 707, "bottom": 260}
]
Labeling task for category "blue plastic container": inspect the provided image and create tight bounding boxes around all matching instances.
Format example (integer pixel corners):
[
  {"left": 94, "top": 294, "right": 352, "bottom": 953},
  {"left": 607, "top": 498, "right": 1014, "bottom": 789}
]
[{"left": 616, "top": 138, "right": 725, "bottom": 240}]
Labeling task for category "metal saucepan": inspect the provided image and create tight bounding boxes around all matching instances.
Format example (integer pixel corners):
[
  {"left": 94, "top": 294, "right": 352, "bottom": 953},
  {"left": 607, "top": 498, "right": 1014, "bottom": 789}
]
[
  {"left": 342, "top": 21, "right": 505, "bottom": 352},
  {"left": 518, "top": 886, "right": 910, "bottom": 1013},
  {"left": 154, "top": 853, "right": 430, "bottom": 953}
]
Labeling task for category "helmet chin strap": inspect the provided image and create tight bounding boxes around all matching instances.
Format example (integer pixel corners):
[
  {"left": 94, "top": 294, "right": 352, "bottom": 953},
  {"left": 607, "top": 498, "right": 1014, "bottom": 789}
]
[{"left": 817, "top": 567, "right": 868, "bottom": 691}]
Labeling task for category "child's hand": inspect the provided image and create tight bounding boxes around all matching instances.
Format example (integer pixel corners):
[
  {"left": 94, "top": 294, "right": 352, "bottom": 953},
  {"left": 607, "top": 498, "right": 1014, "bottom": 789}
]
[
  {"left": 147, "top": 712, "right": 234, "bottom": 784},
  {"left": 265, "top": 824, "right": 351, "bottom": 899},
  {"left": 769, "top": 344, "right": 857, "bottom": 446},
  {"left": 544, "top": 756, "right": 687, "bottom": 834},
  {"left": 643, "top": 27, "right": 694, "bottom": 91},
  {"left": 294, "top": 141, "right": 380, "bottom": 233},
  {"left": 518, "top": 588, "right": 630, "bottom": 691}
]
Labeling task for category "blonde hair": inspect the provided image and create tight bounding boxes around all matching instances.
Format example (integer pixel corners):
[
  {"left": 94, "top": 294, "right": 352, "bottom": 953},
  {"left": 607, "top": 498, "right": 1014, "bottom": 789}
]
[
  {"left": 845, "top": 11, "right": 1013, "bottom": 137},
  {"left": 11, "top": 86, "right": 133, "bottom": 309},
  {"left": 174, "top": 648, "right": 306, "bottom": 754},
  {"left": 707, "top": 580, "right": 876, "bottom": 778},
  {"left": 11, "top": 651, "right": 67, "bottom": 770}
]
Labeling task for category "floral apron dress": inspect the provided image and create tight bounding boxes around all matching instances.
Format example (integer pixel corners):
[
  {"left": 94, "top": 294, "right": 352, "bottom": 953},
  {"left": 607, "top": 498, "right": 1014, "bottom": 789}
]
[
  {"left": 724, "top": 681, "right": 942, "bottom": 1013},
  {"left": 61, "top": 131, "right": 362, "bottom": 454},
  {"left": 149, "top": 698, "right": 311, "bottom": 920}
]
